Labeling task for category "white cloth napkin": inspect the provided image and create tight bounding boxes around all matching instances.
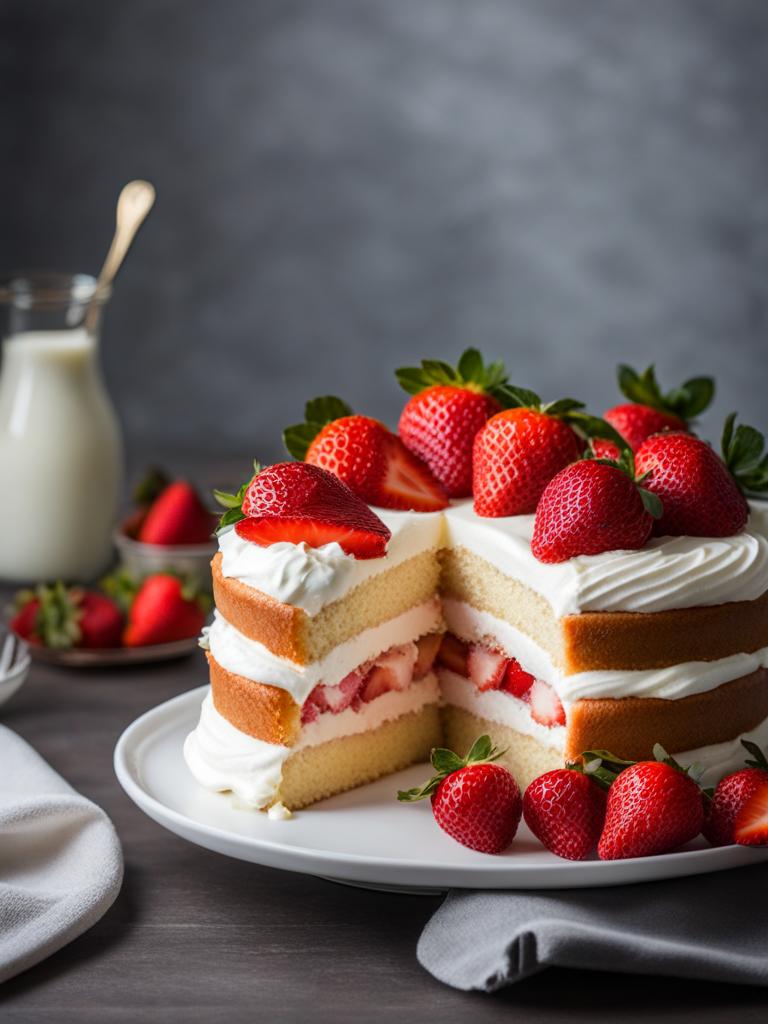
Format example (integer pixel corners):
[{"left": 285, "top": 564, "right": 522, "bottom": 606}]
[{"left": 0, "top": 724, "right": 123, "bottom": 984}]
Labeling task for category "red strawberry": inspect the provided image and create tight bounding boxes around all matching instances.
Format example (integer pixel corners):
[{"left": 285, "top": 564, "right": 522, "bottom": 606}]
[
  {"left": 413, "top": 633, "right": 442, "bottom": 679},
  {"left": 467, "top": 644, "right": 508, "bottom": 691},
  {"left": 396, "top": 349, "right": 507, "bottom": 497},
  {"left": 398, "top": 735, "right": 522, "bottom": 854},
  {"left": 593, "top": 364, "right": 715, "bottom": 458},
  {"left": 11, "top": 583, "right": 123, "bottom": 649},
  {"left": 529, "top": 679, "right": 566, "bottom": 727},
  {"left": 137, "top": 481, "right": 215, "bottom": 546},
  {"left": 216, "top": 461, "right": 392, "bottom": 559},
  {"left": 123, "top": 574, "right": 207, "bottom": 647},
  {"left": 313, "top": 671, "right": 364, "bottom": 714},
  {"left": 283, "top": 397, "right": 447, "bottom": 512},
  {"left": 734, "top": 781, "right": 768, "bottom": 846},
  {"left": 523, "top": 769, "right": 607, "bottom": 860},
  {"left": 704, "top": 740, "right": 768, "bottom": 846},
  {"left": 436, "top": 634, "right": 469, "bottom": 676},
  {"left": 532, "top": 453, "right": 661, "bottom": 563},
  {"left": 501, "top": 658, "right": 535, "bottom": 700},
  {"left": 598, "top": 755, "right": 704, "bottom": 860},
  {"left": 10, "top": 598, "right": 41, "bottom": 644},
  {"left": 634, "top": 415, "right": 766, "bottom": 537}
]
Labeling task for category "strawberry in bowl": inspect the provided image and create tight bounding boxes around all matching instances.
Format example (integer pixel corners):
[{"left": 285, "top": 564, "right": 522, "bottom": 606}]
[{"left": 115, "top": 469, "right": 218, "bottom": 591}]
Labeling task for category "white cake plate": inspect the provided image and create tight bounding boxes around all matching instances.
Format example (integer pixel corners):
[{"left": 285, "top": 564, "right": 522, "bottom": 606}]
[{"left": 114, "top": 686, "right": 768, "bottom": 892}]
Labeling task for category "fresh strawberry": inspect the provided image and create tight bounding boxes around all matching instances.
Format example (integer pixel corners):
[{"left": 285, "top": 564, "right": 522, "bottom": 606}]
[
  {"left": 413, "top": 633, "right": 442, "bottom": 679},
  {"left": 314, "top": 671, "right": 364, "bottom": 714},
  {"left": 529, "top": 679, "right": 566, "bottom": 727},
  {"left": 531, "top": 451, "right": 662, "bottom": 563},
  {"left": 283, "top": 397, "right": 448, "bottom": 512},
  {"left": 523, "top": 768, "right": 607, "bottom": 860},
  {"left": 398, "top": 735, "right": 522, "bottom": 854},
  {"left": 634, "top": 414, "right": 768, "bottom": 537},
  {"left": 215, "top": 461, "right": 392, "bottom": 559},
  {"left": 300, "top": 700, "right": 319, "bottom": 725},
  {"left": 467, "top": 644, "right": 508, "bottom": 691},
  {"left": 137, "top": 481, "right": 215, "bottom": 545},
  {"left": 395, "top": 349, "right": 507, "bottom": 497},
  {"left": 734, "top": 781, "right": 768, "bottom": 846},
  {"left": 472, "top": 387, "right": 623, "bottom": 517},
  {"left": 501, "top": 658, "right": 535, "bottom": 700},
  {"left": 594, "top": 364, "right": 715, "bottom": 458},
  {"left": 10, "top": 598, "right": 41, "bottom": 644},
  {"left": 597, "top": 749, "right": 704, "bottom": 860},
  {"left": 123, "top": 574, "right": 207, "bottom": 647},
  {"left": 11, "top": 583, "right": 123, "bottom": 649},
  {"left": 436, "top": 634, "right": 469, "bottom": 676},
  {"left": 704, "top": 740, "right": 768, "bottom": 846}
]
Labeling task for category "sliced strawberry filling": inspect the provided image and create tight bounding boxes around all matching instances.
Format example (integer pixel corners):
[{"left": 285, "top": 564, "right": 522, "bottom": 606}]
[
  {"left": 300, "top": 634, "right": 440, "bottom": 725},
  {"left": 436, "top": 633, "right": 565, "bottom": 728},
  {"left": 235, "top": 515, "right": 388, "bottom": 559}
]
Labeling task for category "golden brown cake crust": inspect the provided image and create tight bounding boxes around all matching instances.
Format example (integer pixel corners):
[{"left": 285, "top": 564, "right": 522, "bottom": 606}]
[
  {"left": 211, "top": 554, "right": 310, "bottom": 663},
  {"left": 565, "top": 667, "right": 768, "bottom": 762},
  {"left": 208, "top": 652, "right": 301, "bottom": 745}
]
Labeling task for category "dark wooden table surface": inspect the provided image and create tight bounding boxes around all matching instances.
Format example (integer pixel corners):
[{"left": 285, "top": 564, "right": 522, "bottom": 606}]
[{"left": 2, "top": 438, "right": 768, "bottom": 1024}]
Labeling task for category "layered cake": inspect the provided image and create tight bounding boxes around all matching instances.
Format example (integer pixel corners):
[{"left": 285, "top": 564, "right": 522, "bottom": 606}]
[{"left": 184, "top": 355, "right": 768, "bottom": 812}]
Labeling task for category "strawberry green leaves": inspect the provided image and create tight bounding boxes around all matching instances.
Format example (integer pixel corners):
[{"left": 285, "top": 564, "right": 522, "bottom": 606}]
[
  {"left": 395, "top": 348, "right": 508, "bottom": 398},
  {"left": 283, "top": 396, "right": 354, "bottom": 460},
  {"left": 617, "top": 364, "right": 715, "bottom": 422},
  {"left": 721, "top": 413, "right": 768, "bottom": 495},
  {"left": 213, "top": 460, "right": 261, "bottom": 535},
  {"left": 397, "top": 734, "right": 506, "bottom": 801}
]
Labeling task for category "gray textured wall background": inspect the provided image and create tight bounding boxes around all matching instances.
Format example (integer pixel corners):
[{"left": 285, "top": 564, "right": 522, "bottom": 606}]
[{"left": 2, "top": 0, "right": 767, "bottom": 464}]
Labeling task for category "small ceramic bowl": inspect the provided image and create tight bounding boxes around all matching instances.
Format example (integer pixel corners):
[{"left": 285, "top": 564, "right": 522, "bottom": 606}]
[
  {"left": 0, "top": 627, "right": 31, "bottom": 708},
  {"left": 113, "top": 527, "right": 217, "bottom": 592}
]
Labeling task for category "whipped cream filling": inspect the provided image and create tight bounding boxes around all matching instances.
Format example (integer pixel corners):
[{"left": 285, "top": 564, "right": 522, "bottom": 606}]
[
  {"left": 440, "top": 669, "right": 566, "bottom": 750},
  {"left": 444, "top": 500, "right": 768, "bottom": 617},
  {"left": 443, "top": 599, "right": 768, "bottom": 704},
  {"left": 206, "top": 599, "right": 443, "bottom": 702},
  {"left": 218, "top": 508, "right": 442, "bottom": 616},
  {"left": 184, "top": 676, "right": 440, "bottom": 809}
]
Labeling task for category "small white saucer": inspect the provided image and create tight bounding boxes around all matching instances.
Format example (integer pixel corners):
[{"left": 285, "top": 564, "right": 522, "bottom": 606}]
[{"left": 114, "top": 686, "right": 768, "bottom": 892}]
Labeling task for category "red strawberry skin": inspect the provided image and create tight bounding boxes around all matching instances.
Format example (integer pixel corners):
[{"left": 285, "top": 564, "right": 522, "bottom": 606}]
[
  {"left": 138, "top": 481, "right": 215, "bottom": 545},
  {"left": 10, "top": 600, "right": 41, "bottom": 644},
  {"left": 237, "top": 462, "right": 391, "bottom": 558},
  {"left": 635, "top": 432, "right": 749, "bottom": 537},
  {"left": 399, "top": 385, "right": 500, "bottom": 498},
  {"left": 305, "top": 415, "right": 447, "bottom": 512},
  {"left": 734, "top": 781, "right": 768, "bottom": 846},
  {"left": 77, "top": 592, "right": 124, "bottom": 648},
  {"left": 532, "top": 460, "right": 653, "bottom": 563},
  {"left": 523, "top": 769, "right": 607, "bottom": 861},
  {"left": 704, "top": 768, "right": 768, "bottom": 846},
  {"left": 473, "top": 409, "right": 582, "bottom": 517},
  {"left": 604, "top": 403, "right": 686, "bottom": 452},
  {"left": 431, "top": 762, "right": 522, "bottom": 854},
  {"left": 123, "top": 575, "right": 206, "bottom": 647},
  {"left": 598, "top": 761, "right": 704, "bottom": 860}
]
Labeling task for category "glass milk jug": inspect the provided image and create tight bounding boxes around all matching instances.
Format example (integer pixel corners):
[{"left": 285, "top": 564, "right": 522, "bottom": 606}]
[{"left": 0, "top": 274, "right": 124, "bottom": 582}]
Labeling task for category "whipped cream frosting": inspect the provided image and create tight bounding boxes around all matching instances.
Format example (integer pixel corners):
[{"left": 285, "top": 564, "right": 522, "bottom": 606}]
[
  {"left": 443, "top": 599, "right": 768, "bottom": 704},
  {"left": 219, "top": 499, "right": 768, "bottom": 619},
  {"left": 206, "top": 599, "right": 442, "bottom": 702},
  {"left": 184, "top": 676, "right": 440, "bottom": 809},
  {"left": 444, "top": 500, "right": 768, "bottom": 617},
  {"left": 218, "top": 509, "right": 442, "bottom": 616}
]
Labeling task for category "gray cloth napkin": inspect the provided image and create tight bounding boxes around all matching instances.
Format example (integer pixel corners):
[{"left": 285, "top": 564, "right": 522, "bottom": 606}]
[
  {"left": 418, "top": 864, "right": 768, "bottom": 991},
  {"left": 0, "top": 724, "right": 123, "bottom": 984}
]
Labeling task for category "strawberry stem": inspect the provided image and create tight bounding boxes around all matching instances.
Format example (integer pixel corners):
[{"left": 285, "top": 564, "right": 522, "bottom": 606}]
[
  {"left": 397, "top": 734, "right": 506, "bottom": 802},
  {"left": 617, "top": 364, "right": 715, "bottom": 421},
  {"left": 213, "top": 460, "right": 261, "bottom": 534},
  {"left": 395, "top": 348, "right": 508, "bottom": 399},
  {"left": 283, "top": 397, "right": 354, "bottom": 460},
  {"left": 720, "top": 413, "right": 768, "bottom": 495}
]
